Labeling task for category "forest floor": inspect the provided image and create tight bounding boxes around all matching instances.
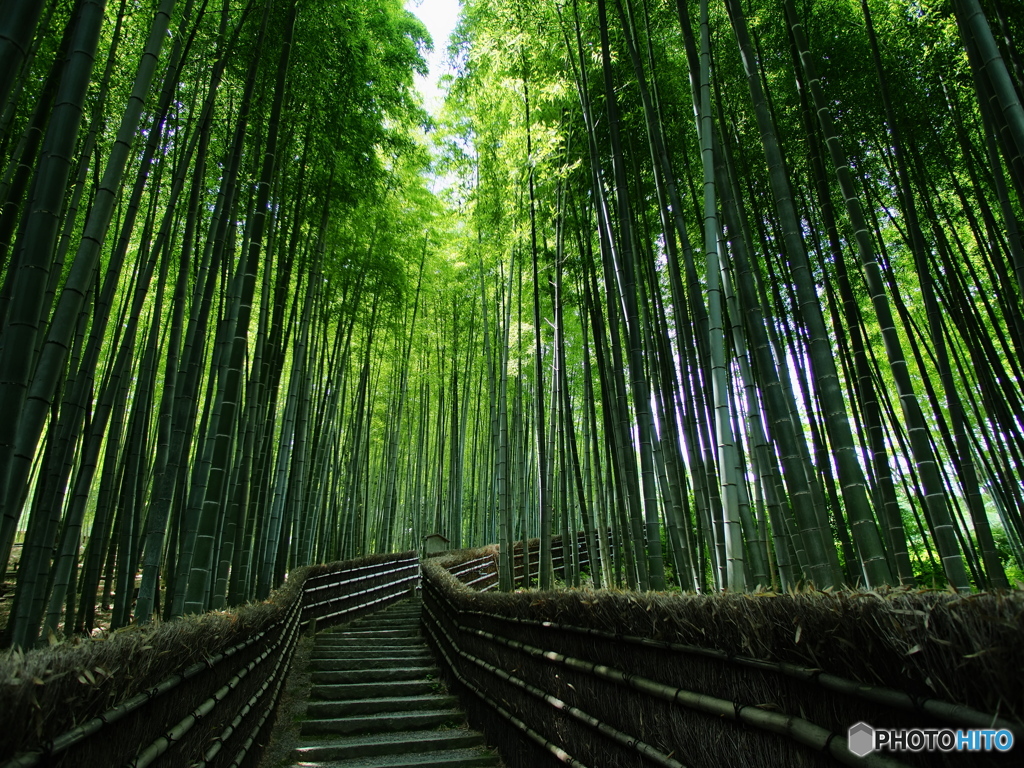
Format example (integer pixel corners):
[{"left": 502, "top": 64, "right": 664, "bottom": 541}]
[{"left": 1, "top": 545, "right": 122, "bottom": 642}]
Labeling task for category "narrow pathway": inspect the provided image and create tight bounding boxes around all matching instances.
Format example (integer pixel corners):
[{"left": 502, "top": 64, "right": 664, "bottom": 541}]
[{"left": 290, "top": 599, "right": 500, "bottom": 768}]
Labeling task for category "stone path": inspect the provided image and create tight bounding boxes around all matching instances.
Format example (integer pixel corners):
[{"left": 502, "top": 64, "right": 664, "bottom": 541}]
[{"left": 289, "top": 599, "right": 500, "bottom": 768}]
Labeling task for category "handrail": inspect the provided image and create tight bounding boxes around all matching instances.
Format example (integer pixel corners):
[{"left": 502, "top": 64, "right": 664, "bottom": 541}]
[
  {"left": 443, "top": 599, "right": 1021, "bottom": 736},
  {"left": 424, "top": 594, "right": 667, "bottom": 767},
  {"left": 0, "top": 551, "right": 421, "bottom": 768},
  {"left": 421, "top": 560, "right": 1021, "bottom": 768},
  {"left": 421, "top": 594, "right": 589, "bottom": 767}
]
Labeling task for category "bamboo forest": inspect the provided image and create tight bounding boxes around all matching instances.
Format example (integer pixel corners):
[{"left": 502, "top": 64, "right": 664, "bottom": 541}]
[{"left": 0, "top": 0, "right": 1023, "bottom": 652}]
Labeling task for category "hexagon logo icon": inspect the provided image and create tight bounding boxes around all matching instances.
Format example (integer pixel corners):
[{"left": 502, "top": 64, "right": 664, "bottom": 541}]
[{"left": 848, "top": 722, "right": 876, "bottom": 757}]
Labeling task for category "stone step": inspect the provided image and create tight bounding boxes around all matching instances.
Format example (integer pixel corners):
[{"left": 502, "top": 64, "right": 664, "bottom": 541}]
[
  {"left": 317, "top": 631, "right": 424, "bottom": 641},
  {"left": 365, "top": 608, "right": 421, "bottom": 617},
  {"left": 300, "top": 709, "right": 464, "bottom": 736},
  {"left": 336, "top": 612, "right": 412, "bottom": 625},
  {"left": 289, "top": 746, "right": 498, "bottom": 768},
  {"left": 323, "top": 620, "right": 421, "bottom": 629},
  {"left": 316, "top": 632, "right": 423, "bottom": 640},
  {"left": 307, "top": 651, "right": 428, "bottom": 663},
  {"left": 284, "top": 599, "right": 496, "bottom": 768},
  {"left": 313, "top": 640, "right": 428, "bottom": 650},
  {"left": 314, "top": 639, "right": 425, "bottom": 650},
  {"left": 329, "top": 617, "right": 419, "bottom": 626},
  {"left": 322, "top": 626, "right": 421, "bottom": 635},
  {"left": 306, "top": 694, "right": 457, "bottom": 719},
  {"left": 310, "top": 652, "right": 433, "bottom": 664},
  {"left": 293, "top": 728, "right": 485, "bottom": 762},
  {"left": 315, "top": 636, "right": 424, "bottom": 647},
  {"left": 351, "top": 612, "right": 419, "bottom": 618},
  {"left": 310, "top": 657, "right": 434, "bottom": 672},
  {"left": 328, "top": 629, "right": 422, "bottom": 639},
  {"left": 323, "top": 627, "right": 419, "bottom": 637},
  {"left": 310, "top": 666, "right": 437, "bottom": 685},
  {"left": 311, "top": 679, "right": 437, "bottom": 700}
]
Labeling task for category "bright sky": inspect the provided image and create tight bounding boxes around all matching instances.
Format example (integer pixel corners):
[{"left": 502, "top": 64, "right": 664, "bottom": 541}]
[{"left": 406, "top": 0, "right": 462, "bottom": 114}]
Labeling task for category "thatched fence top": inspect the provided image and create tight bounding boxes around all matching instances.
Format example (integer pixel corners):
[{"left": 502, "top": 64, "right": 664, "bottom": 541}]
[
  {"left": 0, "top": 551, "right": 419, "bottom": 768},
  {"left": 423, "top": 549, "right": 1023, "bottom": 767}
]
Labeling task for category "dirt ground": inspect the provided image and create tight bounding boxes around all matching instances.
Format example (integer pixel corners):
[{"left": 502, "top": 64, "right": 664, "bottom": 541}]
[
  {"left": 257, "top": 631, "right": 315, "bottom": 768},
  {"left": 1, "top": 545, "right": 136, "bottom": 640}
]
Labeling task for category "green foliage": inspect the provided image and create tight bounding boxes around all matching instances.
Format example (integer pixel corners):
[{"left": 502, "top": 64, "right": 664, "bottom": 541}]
[
  {"left": 991, "top": 524, "right": 1024, "bottom": 586},
  {"left": 3, "top": 0, "right": 1022, "bottom": 658}
]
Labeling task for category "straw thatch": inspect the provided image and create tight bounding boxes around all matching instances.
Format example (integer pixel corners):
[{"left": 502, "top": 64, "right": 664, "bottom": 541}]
[
  {"left": 423, "top": 551, "right": 1023, "bottom": 768},
  {"left": 0, "top": 551, "right": 416, "bottom": 767}
]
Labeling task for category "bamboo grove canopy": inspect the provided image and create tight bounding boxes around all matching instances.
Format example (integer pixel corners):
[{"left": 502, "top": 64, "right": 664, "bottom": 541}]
[{"left": 0, "top": 0, "right": 1022, "bottom": 648}]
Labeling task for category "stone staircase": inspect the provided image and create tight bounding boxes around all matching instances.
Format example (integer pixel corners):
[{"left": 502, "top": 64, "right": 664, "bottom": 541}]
[{"left": 291, "top": 599, "right": 500, "bottom": 768}]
